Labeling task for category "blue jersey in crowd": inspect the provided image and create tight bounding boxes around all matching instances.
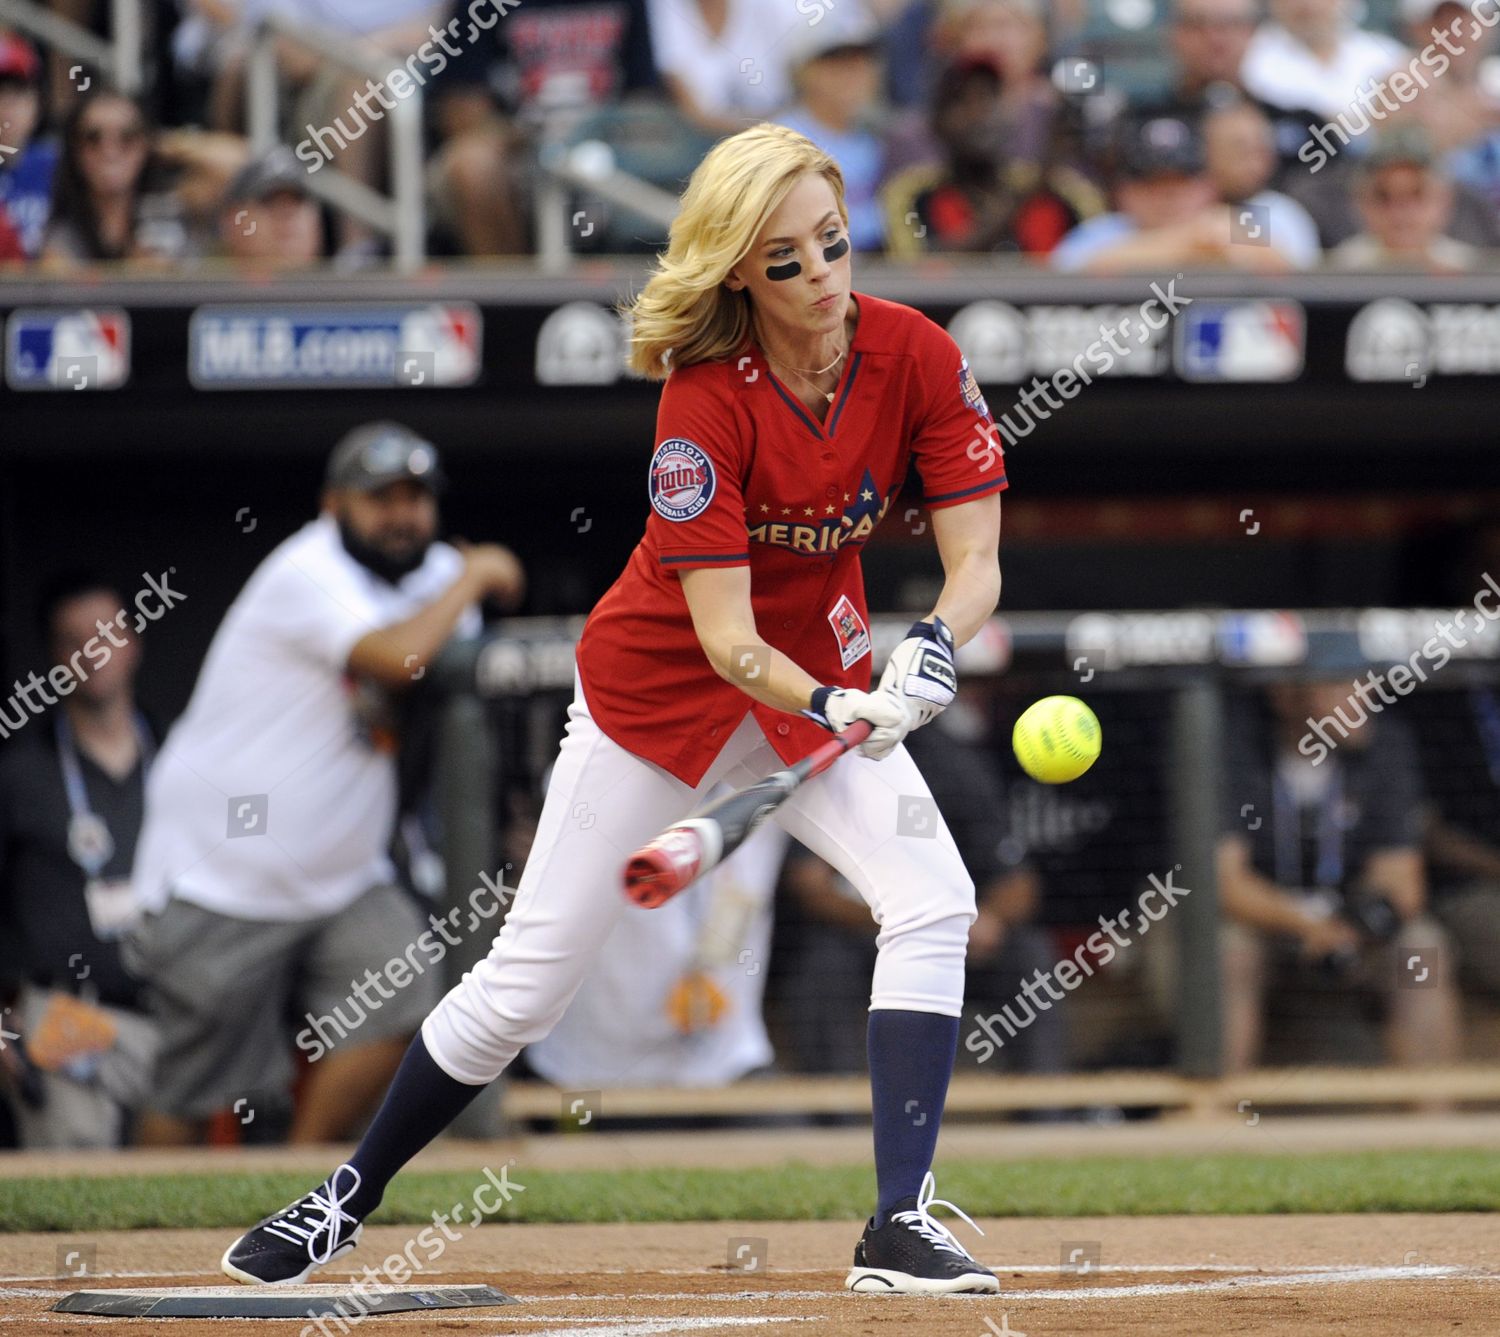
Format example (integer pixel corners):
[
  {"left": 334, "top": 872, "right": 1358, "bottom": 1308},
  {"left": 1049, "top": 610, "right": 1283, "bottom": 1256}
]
[{"left": 0, "top": 138, "right": 59, "bottom": 259}]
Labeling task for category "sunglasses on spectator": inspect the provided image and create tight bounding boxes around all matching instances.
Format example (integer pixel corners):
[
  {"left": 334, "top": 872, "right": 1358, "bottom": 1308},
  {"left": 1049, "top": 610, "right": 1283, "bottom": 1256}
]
[{"left": 81, "top": 124, "right": 146, "bottom": 148}]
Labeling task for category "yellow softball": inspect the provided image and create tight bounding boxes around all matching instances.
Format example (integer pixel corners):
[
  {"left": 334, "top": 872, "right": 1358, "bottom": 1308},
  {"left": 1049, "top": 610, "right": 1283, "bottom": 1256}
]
[{"left": 1012, "top": 696, "right": 1102, "bottom": 784}]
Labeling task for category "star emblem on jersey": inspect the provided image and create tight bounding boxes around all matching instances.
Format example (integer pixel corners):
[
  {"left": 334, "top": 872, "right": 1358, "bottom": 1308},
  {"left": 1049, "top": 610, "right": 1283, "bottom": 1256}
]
[{"left": 748, "top": 470, "right": 891, "bottom": 559}]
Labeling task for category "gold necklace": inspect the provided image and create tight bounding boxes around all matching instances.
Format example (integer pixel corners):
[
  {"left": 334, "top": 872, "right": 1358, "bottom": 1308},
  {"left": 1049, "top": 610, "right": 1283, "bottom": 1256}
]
[
  {"left": 778, "top": 347, "right": 846, "bottom": 376},
  {"left": 758, "top": 328, "right": 847, "bottom": 404},
  {"left": 779, "top": 357, "right": 842, "bottom": 404}
]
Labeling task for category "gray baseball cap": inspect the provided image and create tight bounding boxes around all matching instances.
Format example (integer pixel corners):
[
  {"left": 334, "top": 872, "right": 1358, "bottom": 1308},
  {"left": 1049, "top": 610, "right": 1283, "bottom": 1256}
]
[
  {"left": 1362, "top": 123, "right": 1437, "bottom": 173},
  {"left": 325, "top": 422, "right": 446, "bottom": 493},
  {"left": 225, "top": 144, "right": 312, "bottom": 206}
]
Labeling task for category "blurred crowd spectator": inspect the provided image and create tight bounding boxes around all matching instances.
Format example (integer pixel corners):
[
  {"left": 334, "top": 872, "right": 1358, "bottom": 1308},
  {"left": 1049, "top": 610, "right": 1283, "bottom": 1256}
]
[
  {"left": 1216, "top": 675, "right": 1461, "bottom": 1072},
  {"left": 2, "top": 0, "right": 1500, "bottom": 265},
  {"left": 0, "top": 34, "right": 54, "bottom": 261},
  {"left": 0, "top": 575, "right": 158, "bottom": 1148},
  {"left": 883, "top": 55, "right": 1102, "bottom": 256},
  {"left": 1329, "top": 123, "right": 1479, "bottom": 270},
  {"left": 1052, "top": 111, "right": 1303, "bottom": 273}
]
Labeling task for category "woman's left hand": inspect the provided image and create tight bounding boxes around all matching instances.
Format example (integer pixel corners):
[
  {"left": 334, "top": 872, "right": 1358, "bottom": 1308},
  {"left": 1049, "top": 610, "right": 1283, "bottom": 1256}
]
[{"left": 877, "top": 616, "right": 957, "bottom": 730}]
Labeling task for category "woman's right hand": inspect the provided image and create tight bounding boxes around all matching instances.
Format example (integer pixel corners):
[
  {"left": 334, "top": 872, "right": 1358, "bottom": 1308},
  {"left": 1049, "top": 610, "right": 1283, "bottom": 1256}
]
[{"left": 808, "top": 686, "right": 911, "bottom": 761}]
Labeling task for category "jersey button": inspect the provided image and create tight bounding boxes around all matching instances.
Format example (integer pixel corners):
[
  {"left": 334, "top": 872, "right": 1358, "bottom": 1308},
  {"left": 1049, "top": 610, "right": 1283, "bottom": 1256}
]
[
  {"left": 776, "top": 723, "right": 790, "bottom": 736},
  {"left": 825, "top": 485, "right": 838, "bottom": 499},
  {"left": 782, "top": 619, "right": 795, "bottom": 629}
]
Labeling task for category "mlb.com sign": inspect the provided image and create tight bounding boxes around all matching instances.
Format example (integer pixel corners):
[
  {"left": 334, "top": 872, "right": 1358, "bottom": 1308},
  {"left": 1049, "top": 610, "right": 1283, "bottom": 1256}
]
[{"left": 189, "top": 303, "right": 481, "bottom": 389}]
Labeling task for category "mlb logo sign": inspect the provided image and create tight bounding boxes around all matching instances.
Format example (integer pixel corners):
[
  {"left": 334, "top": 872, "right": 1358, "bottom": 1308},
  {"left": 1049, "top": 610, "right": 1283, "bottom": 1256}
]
[
  {"left": 6, "top": 309, "right": 130, "bottom": 390},
  {"left": 394, "top": 304, "right": 481, "bottom": 387},
  {"left": 1175, "top": 301, "right": 1305, "bottom": 383},
  {"left": 1218, "top": 611, "right": 1308, "bottom": 666}
]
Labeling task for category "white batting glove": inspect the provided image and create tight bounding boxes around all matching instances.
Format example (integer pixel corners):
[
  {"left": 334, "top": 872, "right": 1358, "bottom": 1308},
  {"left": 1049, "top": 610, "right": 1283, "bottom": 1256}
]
[
  {"left": 877, "top": 616, "right": 957, "bottom": 730},
  {"left": 804, "top": 686, "right": 911, "bottom": 761}
]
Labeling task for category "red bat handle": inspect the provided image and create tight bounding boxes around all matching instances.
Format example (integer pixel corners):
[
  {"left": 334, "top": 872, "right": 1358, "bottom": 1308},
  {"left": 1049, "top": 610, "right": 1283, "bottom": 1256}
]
[
  {"left": 622, "top": 719, "right": 874, "bottom": 908},
  {"left": 794, "top": 718, "right": 873, "bottom": 781}
]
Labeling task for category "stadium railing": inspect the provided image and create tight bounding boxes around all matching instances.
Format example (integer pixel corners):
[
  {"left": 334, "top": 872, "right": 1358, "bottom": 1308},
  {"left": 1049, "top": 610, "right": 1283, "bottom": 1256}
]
[
  {"left": 0, "top": 0, "right": 144, "bottom": 96},
  {"left": 244, "top": 12, "right": 427, "bottom": 268},
  {"left": 534, "top": 132, "right": 680, "bottom": 272}
]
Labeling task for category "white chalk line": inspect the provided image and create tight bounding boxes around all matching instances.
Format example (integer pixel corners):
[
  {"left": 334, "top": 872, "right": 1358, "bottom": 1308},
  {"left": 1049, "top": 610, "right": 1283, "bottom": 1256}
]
[
  {"left": 503, "top": 1322, "right": 812, "bottom": 1336},
  {"left": 0, "top": 1260, "right": 1475, "bottom": 1285},
  {"left": 996, "top": 1264, "right": 1477, "bottom": 1303}
]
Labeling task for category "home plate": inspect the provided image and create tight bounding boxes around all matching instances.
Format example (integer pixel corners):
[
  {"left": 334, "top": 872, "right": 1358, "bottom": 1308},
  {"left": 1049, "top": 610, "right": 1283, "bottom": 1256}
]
[{"left": 52, "top": 1283, "right": 518, "bottom": 1318}]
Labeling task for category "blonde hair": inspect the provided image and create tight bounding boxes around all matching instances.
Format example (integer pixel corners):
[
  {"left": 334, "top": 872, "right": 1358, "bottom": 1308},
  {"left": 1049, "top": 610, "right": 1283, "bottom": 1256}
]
[{"left": 621, "top": 123, "right": 847, "bottom": 380}]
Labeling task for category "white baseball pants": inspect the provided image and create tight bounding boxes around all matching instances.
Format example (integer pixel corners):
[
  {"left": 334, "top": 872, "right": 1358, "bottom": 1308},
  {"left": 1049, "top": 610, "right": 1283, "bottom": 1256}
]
[{"left": 422, "top": 677, "right": 976, "bottom": 1086}]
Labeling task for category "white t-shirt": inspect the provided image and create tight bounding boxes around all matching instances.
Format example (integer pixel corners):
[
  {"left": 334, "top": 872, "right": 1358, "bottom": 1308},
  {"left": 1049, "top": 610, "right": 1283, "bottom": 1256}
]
[
  {"left": 1242, "top": 22, "right": 1406, "bottom": 120},
  {"left": 646, "top": 0, "right": 795, "bottom": 120},
  {"left": 526, "top": 815, "right": 785, "bottom": 1087},
  {"left": 1330, "top": 232, "right": 1479, "bottom": 270},
  {"left": 133, "top": 515, "right": 474, "bottom": 922},
  {"left": 1245, "top": 188, "right": 1323, "bottom": 268}
]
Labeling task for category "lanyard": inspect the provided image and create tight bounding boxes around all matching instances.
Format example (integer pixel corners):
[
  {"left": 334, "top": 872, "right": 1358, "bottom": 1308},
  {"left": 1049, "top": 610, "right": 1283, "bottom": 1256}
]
[
  {"left": 1272, "top": 764, "right": 1346, "bottom": 890},
  {"left": 56, "top": 712, "right": 154, "bottom": 877},
  {"left": 1470, "top": 689, "right": 1500, "bottom": 793}
]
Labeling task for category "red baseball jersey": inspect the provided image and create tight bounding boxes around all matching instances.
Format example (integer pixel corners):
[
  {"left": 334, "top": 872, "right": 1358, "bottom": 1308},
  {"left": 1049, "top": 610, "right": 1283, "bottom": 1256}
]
[{"left": 576, "top": 291, "right": 1007, "bottom": 786}]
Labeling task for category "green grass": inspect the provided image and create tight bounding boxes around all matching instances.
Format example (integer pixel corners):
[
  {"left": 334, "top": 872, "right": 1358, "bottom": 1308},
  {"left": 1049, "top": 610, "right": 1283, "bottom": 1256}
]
[{"left": 2, "top": 1150, "right": 1497, "bottom": 1232}]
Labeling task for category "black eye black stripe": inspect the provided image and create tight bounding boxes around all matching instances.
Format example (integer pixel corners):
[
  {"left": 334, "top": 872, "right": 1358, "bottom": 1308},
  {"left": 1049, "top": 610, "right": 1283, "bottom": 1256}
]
[{"left": 764, "top": 232, "right": 848, "bottom": 281}]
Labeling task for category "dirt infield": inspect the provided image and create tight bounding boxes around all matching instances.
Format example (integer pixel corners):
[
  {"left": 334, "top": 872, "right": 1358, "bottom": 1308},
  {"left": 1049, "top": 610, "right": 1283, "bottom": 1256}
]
[{"left": 2, "top": 1215, "right": 1496, "bottom": 1336}]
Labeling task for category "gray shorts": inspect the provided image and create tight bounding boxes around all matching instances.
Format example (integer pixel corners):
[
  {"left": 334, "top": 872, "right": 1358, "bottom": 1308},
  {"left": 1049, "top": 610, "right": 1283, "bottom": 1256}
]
[{"left": 123, "top": 884, "right": 442, "bottom": 1121}]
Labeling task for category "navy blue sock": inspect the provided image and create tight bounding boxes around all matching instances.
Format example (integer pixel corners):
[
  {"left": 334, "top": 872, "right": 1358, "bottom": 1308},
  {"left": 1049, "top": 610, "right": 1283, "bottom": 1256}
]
[
  {"left": 341, "top": 1034, "right": 487, "bottom": 1220},
  {"left": 868, "top": 1009, "right": 959, "bottom": 1226}
]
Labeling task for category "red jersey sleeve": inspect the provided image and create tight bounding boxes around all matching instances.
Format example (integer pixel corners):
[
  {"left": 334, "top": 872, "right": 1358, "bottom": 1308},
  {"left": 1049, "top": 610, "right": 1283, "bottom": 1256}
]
[
  {"left": 908, "top": 325, "right": 1009, "bottom": 511},
  {"left": 645, "top": 364, "right": 751, "bottom": 571}
]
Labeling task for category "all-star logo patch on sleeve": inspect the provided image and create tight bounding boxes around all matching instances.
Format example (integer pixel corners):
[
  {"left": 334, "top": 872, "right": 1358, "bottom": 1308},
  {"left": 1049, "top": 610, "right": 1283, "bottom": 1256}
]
[
  {"left": 957, "top": 356, "right": 990, "bottom": 420},
  {"left": 648, "top": 439, "right": 717, "bottom": 522},
  {"left": 909, "top": 328, "right": 1009, "bottom": 510}
]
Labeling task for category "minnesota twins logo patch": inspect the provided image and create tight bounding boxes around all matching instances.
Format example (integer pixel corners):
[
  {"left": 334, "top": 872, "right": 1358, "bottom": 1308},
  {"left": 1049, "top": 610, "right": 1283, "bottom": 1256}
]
[
  {"left": 649, "top": 439, "right": 716, "bottom": 522},
  {"left": 957, "top": 356, "right": 990, "bottom": 419}
]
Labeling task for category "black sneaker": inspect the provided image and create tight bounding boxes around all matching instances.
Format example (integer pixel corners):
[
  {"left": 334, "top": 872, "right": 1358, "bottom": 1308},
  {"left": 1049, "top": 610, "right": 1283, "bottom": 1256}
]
[
  {"left": 221, "top": 1164, "right": 364, "bottom": 1284},
  {"left": 846, "top": 1172, "right": 999, "bottom": 1295}
]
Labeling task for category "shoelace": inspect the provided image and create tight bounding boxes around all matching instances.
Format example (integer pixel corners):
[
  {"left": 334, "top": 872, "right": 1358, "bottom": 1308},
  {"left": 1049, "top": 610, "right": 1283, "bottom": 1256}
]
[
  {"left": 889, "top": 1171, "right": 985, "bottom": 1261},
  {"left": 263, "top": 1164, "right": 362, "bottom": 1264}
]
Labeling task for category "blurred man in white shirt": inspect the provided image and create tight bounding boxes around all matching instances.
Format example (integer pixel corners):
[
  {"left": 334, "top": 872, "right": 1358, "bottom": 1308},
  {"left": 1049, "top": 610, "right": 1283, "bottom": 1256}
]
[
  {"left": 129, "top": 422, "right": 523, "bottom": 1144},
  {"left": 1242, "top": 0, "right": 1405, "bottom": 120}
]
